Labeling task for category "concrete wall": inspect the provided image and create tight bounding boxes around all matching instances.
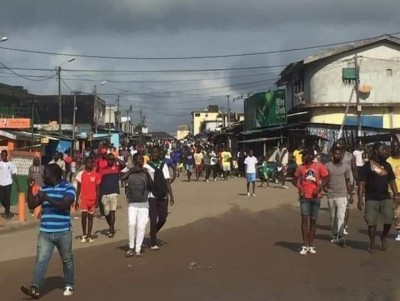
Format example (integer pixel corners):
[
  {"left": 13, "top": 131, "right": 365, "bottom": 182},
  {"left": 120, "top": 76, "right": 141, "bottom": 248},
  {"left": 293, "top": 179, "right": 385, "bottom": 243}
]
[
  {"left": 311, "top": 107, "right": 400, "bottom": 129},
  {"left": 306, "top": 43, "right": 400, "bottom": 105},
  {"left": 192, "top": 112, "right": 219, "bottom": 135}
]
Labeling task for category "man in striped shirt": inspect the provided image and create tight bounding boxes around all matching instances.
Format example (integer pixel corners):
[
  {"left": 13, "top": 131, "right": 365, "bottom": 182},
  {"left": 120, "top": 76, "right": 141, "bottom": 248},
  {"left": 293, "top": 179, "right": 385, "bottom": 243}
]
[{"left": 21, "top": 164, "right": 76, "bottom": 299}]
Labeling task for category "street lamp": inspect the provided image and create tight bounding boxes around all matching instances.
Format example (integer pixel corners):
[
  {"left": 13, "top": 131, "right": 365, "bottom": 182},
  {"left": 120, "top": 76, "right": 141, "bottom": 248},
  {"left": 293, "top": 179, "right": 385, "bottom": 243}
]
[
  {"left": 57, "top": 57, "right": 76, "bottom": 135},
  {"left": 0, "top": 37, "right": 8, "bottom": 42}
]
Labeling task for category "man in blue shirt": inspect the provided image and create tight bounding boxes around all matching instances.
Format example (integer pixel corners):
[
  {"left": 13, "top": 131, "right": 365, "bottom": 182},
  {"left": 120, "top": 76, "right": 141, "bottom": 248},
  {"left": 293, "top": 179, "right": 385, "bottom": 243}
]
[{"left": 21, "top": 164, "right": 76, "bottom": 299}]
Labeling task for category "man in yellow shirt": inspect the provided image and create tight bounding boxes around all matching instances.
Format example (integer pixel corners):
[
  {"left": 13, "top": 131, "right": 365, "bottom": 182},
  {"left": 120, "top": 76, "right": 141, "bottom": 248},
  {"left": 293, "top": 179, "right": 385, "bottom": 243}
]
[
  {"left": 386, "top": 139, "right": 400, "bottom": 241},
  {"left": 293, "top": 143, "right": 304, "bottom": 166},
  {"left": 220, "top": 147, "right": 232, "bottom": 180}
]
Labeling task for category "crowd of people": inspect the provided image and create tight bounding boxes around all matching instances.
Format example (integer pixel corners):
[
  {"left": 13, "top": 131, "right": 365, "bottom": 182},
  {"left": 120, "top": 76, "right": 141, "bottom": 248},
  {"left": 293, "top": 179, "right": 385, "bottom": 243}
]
[
  {"left": 290, "top": 138, "right": 400, "bottom": 256},
  {"left": 7, "top": 136, "right": 400, "bottom": 298}
]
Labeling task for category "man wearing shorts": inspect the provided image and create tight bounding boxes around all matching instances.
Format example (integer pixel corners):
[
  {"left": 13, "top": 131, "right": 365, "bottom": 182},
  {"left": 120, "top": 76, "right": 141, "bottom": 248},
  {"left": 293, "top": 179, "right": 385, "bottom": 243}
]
[
  {"left": 358, "top": 142, "right": 398, "bottom": 252},
  {"left": 292, "top": 148, "right": 329, "bottom": 255},
  {"left": 76, "top": 157, "right": 101, "bottom": 243},
  {"left": 220, "top": 147, "right": 232, "bottom": 180},
  {"left": 244, "top": 150, "right": 258, "bottom": 197},
  {"left": 386, "top": 139, "right": 400, "bottom": 241},
  {"left": 194, "top": 148, "right": 204, "bottom": 181},
  {"left": 99, "top": 154, "right": 126, "bottom": 238}
]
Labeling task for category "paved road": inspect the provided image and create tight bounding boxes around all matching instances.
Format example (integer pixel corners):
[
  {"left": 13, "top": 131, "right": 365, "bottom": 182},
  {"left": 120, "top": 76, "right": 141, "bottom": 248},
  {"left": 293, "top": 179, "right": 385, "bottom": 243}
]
[{"left": 1, "top": 177, "right": 399, "bottom": 301}]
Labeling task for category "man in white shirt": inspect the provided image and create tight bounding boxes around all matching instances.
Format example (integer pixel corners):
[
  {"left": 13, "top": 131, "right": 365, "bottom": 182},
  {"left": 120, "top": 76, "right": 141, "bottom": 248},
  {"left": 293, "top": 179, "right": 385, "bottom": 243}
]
[
  {"left": 244, "top": 150, "right": 258, "bottom": 197},
  {"left": 276, "top": 143, "right": 289, "bottom": 189},
  {"left": 49, "top": 152, "right": 66, "bottom": 179},
  {"left": 0, "top": 150, "right": 20, "bottom": 219},
  {"left": 144, "top": 147, "right": 175, "bottom": 250}
]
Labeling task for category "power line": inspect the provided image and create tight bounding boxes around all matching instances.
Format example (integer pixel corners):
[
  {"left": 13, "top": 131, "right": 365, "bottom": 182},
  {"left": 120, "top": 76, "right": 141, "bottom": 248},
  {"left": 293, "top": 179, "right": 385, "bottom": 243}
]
[
  {"left": 0, "top": 62, "right": 55, "bottom": 81},
  {"left": 1, "top": 32, "right": 399, "bottom": 61}
]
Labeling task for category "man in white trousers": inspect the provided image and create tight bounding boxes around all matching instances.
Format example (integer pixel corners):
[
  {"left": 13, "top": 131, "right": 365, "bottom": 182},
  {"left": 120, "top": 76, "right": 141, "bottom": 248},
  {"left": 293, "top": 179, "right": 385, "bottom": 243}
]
[
  {"left": 325, "top": 145, "right": 353, "bottom": 245},
  {"left": 121, "top": 153, "right": 153, "bottom": 257}
]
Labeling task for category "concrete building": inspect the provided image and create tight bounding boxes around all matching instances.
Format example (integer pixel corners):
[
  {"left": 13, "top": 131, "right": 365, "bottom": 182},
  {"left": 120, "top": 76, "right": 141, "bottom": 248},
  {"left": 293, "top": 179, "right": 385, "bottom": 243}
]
[
  {"left": 176, "top": 124, "right": 190, "bottom": 140},
  {"left": 278, "top": 34, "right": 400, "bottom": 131}
]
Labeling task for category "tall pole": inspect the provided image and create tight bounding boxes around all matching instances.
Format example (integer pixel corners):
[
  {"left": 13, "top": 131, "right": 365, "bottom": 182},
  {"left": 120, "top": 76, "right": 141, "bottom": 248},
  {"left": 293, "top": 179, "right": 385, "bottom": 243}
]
[
  {"left": 226, "top": 95, "right": 231, "bottom": 127},
  {"left": 72, "top": 93, "right": 77, "bottom": 142},
  {"left": 93, "top": 85, "right": 98, "bottom": 134},
  {"left": 355, "top": 54, "right": 361, "bottom": 139},
  {"left": 58, "top": 66, "right": 62, "bottom": 135},
  {"left": 116, "top": 95, "right": 120, "bottom": 131},
  {"left": 108, "top": 104, "right": 112, "bottom": 135},
  {"left": 31, "top": 98, "right": 35, "bottom": 144}
]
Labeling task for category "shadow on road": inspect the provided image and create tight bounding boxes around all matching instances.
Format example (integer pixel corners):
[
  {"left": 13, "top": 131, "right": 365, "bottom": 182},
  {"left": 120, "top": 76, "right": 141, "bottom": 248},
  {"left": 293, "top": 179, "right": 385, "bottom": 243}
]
[
  {"left": 35, "top": 276, "right": 64, "bottom": 298},
  {"left": 274, "top": 241, "right": 302, "bottom": 252}
]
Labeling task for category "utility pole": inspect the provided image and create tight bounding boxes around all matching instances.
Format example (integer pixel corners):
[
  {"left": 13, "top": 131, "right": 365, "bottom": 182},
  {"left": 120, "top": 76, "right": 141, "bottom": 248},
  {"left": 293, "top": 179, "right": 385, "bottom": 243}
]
[
  {"left": 226, "top": 95, "right": 231, "bottom": 127},
  {"left": 58, "top": 66, "right": 62, "bottom": 135},
  {"left": 116, "top": 95, "right": 120, "bottom": 131},
  {"left": 72, "top": 91, "right": 80, "bottom": 156},
  {"left": 354, "top": 54, "right": 361, "bottom": 139},
  {"left": 93, "top": 85, "right": 98, "bottom": 134},
  {"left": 31, "top": 97, "right": 35, "bottom": 144},
  {"left": 108, "top": 104, "right": 112, "bottom": 135}
]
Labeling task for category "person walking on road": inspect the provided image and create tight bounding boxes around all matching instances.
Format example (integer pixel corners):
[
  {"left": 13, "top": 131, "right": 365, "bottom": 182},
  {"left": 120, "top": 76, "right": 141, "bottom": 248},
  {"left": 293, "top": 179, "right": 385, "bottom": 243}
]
[
  {"left": 121, "top": 153, "right": 153, "bottom": 257},
  {"left": 0, "top": 150, "right": 20, "bottom": 219},
  {"left": 386, "top": 138, "right": 400, "bottom": 241},
  {"left": 99, "top": 153, "right": 126, "bottom": 238},
  {"left": 75, "top": 157, "right": 101, "bottom": 243},
  {"left": 358, "top": 142, "right": 398, "bottom": 252},
  {"left": 244, "top": 150, "right": 258, "bottom": 197},
  {"left": 21, "top": 164, "right": 76, "bottom": 298},
  {"left": 276, "top": 143, "right": 289, "bottom": 189},
  {"left": 325, "top": 145, "right": 353, "bottom": 245},
  {"left": 194, "top": 147, "right": 204, "bottom": 181},
  {"left": 145, "top": 147, "right": 175, "bottom": 250},
  {"left": 292, "top": 148, "right": 329, "bottom": 255}
]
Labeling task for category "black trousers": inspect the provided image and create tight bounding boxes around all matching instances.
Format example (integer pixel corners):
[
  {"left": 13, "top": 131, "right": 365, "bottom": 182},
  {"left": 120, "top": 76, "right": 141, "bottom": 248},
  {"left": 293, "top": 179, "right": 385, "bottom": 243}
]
[
  {"left": 149, "top": 197, "right": 168, "bottom": 246},
  {"left": 0, "top": 184, "right": 12, "bottom": 215}
]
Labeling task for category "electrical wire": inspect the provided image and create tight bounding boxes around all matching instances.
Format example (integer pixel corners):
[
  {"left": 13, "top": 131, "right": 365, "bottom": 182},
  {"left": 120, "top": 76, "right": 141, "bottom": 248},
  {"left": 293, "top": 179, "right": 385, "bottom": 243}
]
[
  {"left": 0, "top": 62, "right": 56, "bottom": 81},
  {"left": 0, "top": 31, "right": 399, "bottom": 61}
]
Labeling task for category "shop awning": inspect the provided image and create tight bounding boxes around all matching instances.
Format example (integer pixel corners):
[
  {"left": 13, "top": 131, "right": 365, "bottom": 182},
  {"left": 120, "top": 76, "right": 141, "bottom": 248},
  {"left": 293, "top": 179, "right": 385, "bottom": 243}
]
[{"left": 238, "top": 137, "right": 282, "bottom": 144}]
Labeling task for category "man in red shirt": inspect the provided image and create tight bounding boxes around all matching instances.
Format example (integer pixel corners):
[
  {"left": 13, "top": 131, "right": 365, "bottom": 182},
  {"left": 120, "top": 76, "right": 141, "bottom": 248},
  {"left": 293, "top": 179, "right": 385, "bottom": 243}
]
[
  {"left": 76, "top": 157, "right": 101, "bottom": 243},
  {"left": 292, "top": 148, "right": 329, "bottom": 255}
]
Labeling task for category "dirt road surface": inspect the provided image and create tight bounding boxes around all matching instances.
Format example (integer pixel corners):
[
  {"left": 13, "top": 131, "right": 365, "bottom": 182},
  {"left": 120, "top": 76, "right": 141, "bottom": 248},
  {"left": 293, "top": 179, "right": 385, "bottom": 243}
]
[{"left": 1, "top": 177, "right": 399, "bottom": 301}]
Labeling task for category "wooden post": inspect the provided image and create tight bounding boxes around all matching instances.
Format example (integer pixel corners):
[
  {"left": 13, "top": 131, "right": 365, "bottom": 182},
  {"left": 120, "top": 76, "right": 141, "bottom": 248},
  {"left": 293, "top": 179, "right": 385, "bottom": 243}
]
[{"left": 18, "top": 192, "right": 26, "bottom": 222}]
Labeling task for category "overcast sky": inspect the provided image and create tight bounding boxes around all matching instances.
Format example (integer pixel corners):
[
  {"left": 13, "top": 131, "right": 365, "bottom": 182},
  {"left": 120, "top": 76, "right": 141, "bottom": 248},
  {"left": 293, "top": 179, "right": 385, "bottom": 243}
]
[{"left": 0, "top": 0, "right": 399, "bottom": 134}]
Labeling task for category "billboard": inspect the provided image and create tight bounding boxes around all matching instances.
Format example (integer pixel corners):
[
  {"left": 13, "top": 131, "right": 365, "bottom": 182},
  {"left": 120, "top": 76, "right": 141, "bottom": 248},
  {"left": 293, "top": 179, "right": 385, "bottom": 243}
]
[
  {"left": 244, "top": 90, "right": 286, "bottom": 130},
  {"left": 0, "top": 118, "right": 31, "bottom": 129}
]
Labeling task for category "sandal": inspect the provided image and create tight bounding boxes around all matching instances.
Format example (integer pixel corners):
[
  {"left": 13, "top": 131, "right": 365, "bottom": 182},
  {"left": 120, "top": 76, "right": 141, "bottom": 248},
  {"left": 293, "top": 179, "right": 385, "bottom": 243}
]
[
  {"left": 21, "top": 286, "right": 40, "bottom": 299},
  {"left": 125, "top": 249, "right": 134, "bottom": 257}
]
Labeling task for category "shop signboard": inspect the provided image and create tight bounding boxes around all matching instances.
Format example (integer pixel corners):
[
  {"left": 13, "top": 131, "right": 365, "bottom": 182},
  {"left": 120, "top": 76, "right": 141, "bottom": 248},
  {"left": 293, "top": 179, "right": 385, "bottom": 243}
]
[{"left": 244, "top": 90, "right": 286, "bottom": 130}]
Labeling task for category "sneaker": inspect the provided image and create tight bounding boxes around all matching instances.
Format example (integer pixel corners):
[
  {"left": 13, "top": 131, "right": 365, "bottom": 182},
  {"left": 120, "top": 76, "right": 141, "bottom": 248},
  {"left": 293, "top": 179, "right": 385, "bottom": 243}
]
[
  {"left": 87, "top": 237, "right": 94, "bottom": 243},
  {"left": 308, "top": 246, "right": 317, "bottom": 254},
  {"left": 214, "top": 179, "right": 217, "bottom": 182},
  {"left": 247, "top": 192, "right": 250, "bottom": 197},
  {"left": 330, "top": 235, "right": 338, "bottom": 243},
  {"left": 150, "top": 245, "right": 160, "bottom": 251},
  {"left": 125, "top": 248, "right": 134, "bottom": 257},
  {"left": 299, "top": 246, "right": 309, "bottom": 255},
  {"left": 281, "top": 185, "right": 289, "bottom": 189},
  {"left": 80, "top": 236, "right": 87, "bottom": 243},
  {"left": 343, "top": 227, "right": 349, "bottom": 236},
  {"left": 135, "top": 252, "right": 142, "bottom": 257},
  {"left": 395, "top": 234, "right": 400, "bottom": 241},
  {"left": 63, "top": 286, "right": 73, "bottom": 297},
  {"left": 251, "top": 193, "right": 256, "bottom": 197}
]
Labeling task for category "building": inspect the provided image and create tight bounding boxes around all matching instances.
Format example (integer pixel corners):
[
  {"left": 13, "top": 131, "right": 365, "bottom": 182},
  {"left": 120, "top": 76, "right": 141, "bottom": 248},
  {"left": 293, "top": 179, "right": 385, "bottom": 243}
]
[
  {"left": 176, "top": 124, "right": 190, "bottom": 140},
  {"left": 191, "top": 105, "right": 244, "bottom": 136},
  {"left": 191, "top": 105, "right": 221, "bottom": 136},
  {"left": 278, "top": 34, "right": 400, "bottom": 136}
]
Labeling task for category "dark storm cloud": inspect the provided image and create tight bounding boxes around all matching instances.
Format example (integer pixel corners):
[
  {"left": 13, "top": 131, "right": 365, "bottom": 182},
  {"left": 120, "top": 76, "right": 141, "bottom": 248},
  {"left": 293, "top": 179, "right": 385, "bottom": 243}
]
[{"left": 1, "top": 0, "right": 399, "bottom": 34}]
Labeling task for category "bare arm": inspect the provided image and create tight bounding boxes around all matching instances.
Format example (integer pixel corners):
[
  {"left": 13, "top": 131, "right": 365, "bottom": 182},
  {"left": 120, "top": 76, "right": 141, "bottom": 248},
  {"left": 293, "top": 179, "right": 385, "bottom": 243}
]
[
  {"left": 44, "top": 194, "right": 74, "bottom": 211},
  {"left": 346, "top": 178, "right": 354, "bottom": 203},
  {"left": 27, "top": 186, "right": 43, "bottom": 210},
  {"left": 357, "top": 181, "right": 366, "bottom": 210}
]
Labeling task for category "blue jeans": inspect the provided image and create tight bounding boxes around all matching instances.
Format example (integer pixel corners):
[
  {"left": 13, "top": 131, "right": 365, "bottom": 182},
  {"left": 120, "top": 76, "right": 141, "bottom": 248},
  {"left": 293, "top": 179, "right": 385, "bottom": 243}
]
[
  {"left": 32, "top": 231, "right": 74, "bottom": 289},
  {"left": 300, "top": 198, "right": 321, "bottom": 219}
]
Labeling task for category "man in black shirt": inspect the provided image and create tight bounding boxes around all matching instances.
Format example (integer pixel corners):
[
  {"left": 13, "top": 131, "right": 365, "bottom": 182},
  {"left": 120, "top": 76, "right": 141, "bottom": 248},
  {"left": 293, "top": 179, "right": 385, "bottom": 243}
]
[{"left": 358, "top": 143, "right": 398, "bottom": 252}]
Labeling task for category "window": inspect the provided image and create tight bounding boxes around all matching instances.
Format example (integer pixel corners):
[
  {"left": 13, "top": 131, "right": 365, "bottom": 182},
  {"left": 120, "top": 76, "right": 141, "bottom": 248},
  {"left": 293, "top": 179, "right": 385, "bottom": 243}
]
[
  {"left": 195, "top": 113, "right": 200, "bottom": 117},
  {"left": 387, "top": 69, "right": 393, "bottom": 76}
]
